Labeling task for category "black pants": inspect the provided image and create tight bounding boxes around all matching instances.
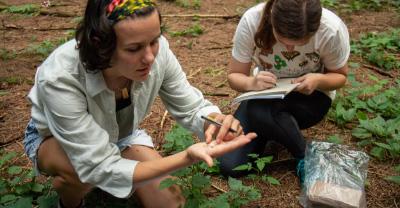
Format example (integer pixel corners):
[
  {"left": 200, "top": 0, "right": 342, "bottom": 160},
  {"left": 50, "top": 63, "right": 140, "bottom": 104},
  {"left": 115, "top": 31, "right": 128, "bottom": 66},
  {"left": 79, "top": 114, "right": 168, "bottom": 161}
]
[{"left": 218, "top": 91, "right": 332, "bottom": 177}]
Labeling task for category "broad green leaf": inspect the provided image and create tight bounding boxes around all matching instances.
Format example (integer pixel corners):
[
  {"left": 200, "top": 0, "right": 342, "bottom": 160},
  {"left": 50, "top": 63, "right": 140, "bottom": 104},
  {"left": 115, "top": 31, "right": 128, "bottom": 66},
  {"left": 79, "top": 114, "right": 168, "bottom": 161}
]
[
  {"left": 32, "top": 183, "right": 44, "bottom": 193},
  {"left": 356, "top": 111, "right": 368, "bottom": 120},
  {"left": 171, "top": 167, "right": 191, "bottom": 177},
  {"left": 228, "top": 177, "right": 243, "bottom": 191},
  {"left": 370, "top": 147, "right": 385, "bottom": 159},
  {"left": 327, "top": 135, "right": 343, "bottom": 144},
  {"left": 159, "top": 178, "right": 176, "bottom": 190},
  {"left": 0, "top": 152, "right": 17, "bottom": 168},
  {"left": 357, "top": 139, "right": 372, "bottom": 147},
  {"left": 37, "top": 194, "right": 59, "bottom": 208},
  {"left": 0, "top": 194, "right": 17, "bottom": 204},
  {"left": 7, "top": 166, "right": 23, "bottom": 175},
  {"left": 14, "top": 183, "right": 32, "bottom": 195},
  {"left": 11, "top": 197, "right": 32, "bottom": 208},
  {"left": 256, "top": 161, "right": 265, "bottom": 172},
  {"left": 374, "top": 142, "right": 392, "bottom": 150},
  {"left": 23, "top": 170, "right": 35, "bottom": 181},
  {"left": 248, "top": 153, "right": 259, "bottom": 158},
  {"left": 385, "top": 176, "right": 400, "bottom": 185},
  {"left": 261, "top": 156, "right": 273, "bottom": 163},
  {"left": 210, "top": 198, "right": 229, "bottom": 208},
  {"left": 352, "top": 128, "right": 372, "bottom": 139},
  {"left": 191, "top": 174, "right": 210, "bottom": 188},
  {"left": 266, "top": 176, "right": 281, "bottom": 185},
  {"left": 395, "top": 165, "right": 400, "bottom": 173},
  {"left": 0, "top": 180, "right": 7, "bottom": 194},
  {"left": 232, "top": 163, "right": 251, "bottom": 171}
]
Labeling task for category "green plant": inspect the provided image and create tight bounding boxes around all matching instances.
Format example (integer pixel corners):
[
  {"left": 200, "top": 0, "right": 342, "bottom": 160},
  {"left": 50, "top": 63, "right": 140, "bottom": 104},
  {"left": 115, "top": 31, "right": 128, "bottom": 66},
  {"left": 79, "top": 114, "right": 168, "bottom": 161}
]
[
  {"left": 329, "top": 75, "right": 400, "bottom": 160},
  {"left": 352, "top": 116, "right": 400, "bottom": 159},
  {"left": 199, "top": 177, "right": 261, "bottom": 208},
  {"left": 175, "top": 0, "right": 201, "bottom": 9},
  {"left": 351, "top": 29, "right": 400, "bottom": 71},
  {"left": 162, "top": 124, "right": 194, "bottom": 154},
  {"left": 169, "top": 23, "right": 204, "bottom": 37},
  {"left": 6, "top": 4, "right": 39, "bottom": 15},
  {"left": 0, "top": 150, "right": 58, "bottom": 208},
  {"left": 0, "top": 76, "right": 24, "bottom": 85},
  {"left": 27, "top": 40, "right": 56, "bottom": 57},
  {"left": 385, "top": 164, "right": 400, "bottom": 184},
  {"left": 321, "top": 0, "right": 338, "bottom": 8},
  {"left": 160, "top": 124, "right": 260, "bottom": 207},
  {"left": 0, "top": 49, "right": 17, "bottom": 61},
  {"left": 233, "top": 154, "right": 280, "bottom": 185},
  {"left": 328, "top": 101, "right": 357, "bottom": 126},
  {"left": 327, "top": 135, "right": 344, "bottom": 144}
]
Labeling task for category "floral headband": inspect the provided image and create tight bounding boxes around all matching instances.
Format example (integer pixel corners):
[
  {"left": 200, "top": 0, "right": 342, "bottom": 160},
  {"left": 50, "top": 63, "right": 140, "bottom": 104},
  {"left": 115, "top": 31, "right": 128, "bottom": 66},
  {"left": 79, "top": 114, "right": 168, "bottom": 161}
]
[{"left": 106, "top": 0, "right": 156, "bottom": 22}]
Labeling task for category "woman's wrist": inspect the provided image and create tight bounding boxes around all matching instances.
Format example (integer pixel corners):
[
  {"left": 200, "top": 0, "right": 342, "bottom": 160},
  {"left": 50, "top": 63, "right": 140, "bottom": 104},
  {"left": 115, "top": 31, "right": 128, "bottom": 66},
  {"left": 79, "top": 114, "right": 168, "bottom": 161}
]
[{"left": 183, "top": 149, "right": 197, "bottom": 165}]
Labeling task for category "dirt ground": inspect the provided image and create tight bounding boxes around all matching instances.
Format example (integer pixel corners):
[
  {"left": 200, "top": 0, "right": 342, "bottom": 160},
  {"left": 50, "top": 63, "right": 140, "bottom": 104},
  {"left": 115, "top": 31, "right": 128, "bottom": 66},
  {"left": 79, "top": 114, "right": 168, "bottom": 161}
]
[{"left": 1, "top": 0, "right": 399, "bottom": 207}]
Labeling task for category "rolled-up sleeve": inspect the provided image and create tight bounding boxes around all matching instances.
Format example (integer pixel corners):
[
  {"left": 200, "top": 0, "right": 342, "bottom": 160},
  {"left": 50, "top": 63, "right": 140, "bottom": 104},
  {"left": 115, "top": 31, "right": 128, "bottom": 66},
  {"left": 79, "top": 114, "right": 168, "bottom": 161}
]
[
  {"left": 158, "top": 38, "right": 220, "bottom": 140},
  {"left": 232, "top": 14, "right": 256, "bottom": 63},
  {"left": 38, "top": 79, "right": 137, "bottom": 198}
]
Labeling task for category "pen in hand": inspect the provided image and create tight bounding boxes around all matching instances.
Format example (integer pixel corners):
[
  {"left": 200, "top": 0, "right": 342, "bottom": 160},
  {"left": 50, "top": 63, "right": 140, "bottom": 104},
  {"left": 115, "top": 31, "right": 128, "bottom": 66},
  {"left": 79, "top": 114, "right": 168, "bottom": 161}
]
[{"left": 201, "top": 115, "right": 238, "bottom": 133}]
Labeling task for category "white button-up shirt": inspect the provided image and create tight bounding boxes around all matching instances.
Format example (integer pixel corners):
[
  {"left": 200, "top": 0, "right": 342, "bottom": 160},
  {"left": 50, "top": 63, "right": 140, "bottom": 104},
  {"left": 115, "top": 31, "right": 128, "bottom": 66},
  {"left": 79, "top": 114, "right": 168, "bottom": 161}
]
[{"left": 27, "top": 36, "right": 220, "bottom": 198}]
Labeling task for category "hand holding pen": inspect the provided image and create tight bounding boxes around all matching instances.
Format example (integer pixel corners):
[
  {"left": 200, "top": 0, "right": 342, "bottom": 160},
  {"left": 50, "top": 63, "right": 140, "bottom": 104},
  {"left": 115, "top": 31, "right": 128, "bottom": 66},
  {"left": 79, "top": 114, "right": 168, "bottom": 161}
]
[{"left": 202, "top": 114, "right": 243, "bottom": 144}]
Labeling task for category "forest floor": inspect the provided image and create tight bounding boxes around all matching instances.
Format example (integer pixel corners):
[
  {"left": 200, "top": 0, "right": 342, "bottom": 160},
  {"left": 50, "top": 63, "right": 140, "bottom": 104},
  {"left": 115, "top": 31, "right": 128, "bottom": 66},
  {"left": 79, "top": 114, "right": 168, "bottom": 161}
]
[{"left": 0, "top": 0, "right": 399, "bottom": 207}]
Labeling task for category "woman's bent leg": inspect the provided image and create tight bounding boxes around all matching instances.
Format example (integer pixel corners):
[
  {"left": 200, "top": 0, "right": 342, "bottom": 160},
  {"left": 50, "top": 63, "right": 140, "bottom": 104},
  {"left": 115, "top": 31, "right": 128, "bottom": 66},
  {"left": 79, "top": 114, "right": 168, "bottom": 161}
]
[
  {"left": 37, "top": 137, "right": 92, "bottom": 208},
  {"left": 121, "top": 145, "right": 185, "bottom": 208}
]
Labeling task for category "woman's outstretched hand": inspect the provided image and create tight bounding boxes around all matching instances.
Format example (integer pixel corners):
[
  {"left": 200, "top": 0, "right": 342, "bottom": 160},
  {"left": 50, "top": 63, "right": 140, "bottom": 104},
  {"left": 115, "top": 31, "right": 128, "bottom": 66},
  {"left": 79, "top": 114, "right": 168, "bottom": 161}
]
[{"left": 186, "top": 132, "right": 257, "bottom": 167}]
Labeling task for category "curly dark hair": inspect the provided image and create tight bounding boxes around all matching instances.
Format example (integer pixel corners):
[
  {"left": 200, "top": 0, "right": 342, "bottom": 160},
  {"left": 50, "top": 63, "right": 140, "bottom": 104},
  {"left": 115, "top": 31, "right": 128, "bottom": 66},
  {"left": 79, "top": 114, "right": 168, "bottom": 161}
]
[
  {"left": 75, "top": 0, "right": 161, "bottom": 72},
  {"left": 254, "top": 0, "right": 322, "bottom": 51}
]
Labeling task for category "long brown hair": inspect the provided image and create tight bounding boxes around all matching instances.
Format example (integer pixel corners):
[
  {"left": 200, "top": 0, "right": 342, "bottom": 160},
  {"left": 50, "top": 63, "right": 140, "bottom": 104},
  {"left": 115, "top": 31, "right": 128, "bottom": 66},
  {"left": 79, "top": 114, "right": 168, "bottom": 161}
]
[{"left": 254, "top": 0, "right": 322, "bottom": 51}]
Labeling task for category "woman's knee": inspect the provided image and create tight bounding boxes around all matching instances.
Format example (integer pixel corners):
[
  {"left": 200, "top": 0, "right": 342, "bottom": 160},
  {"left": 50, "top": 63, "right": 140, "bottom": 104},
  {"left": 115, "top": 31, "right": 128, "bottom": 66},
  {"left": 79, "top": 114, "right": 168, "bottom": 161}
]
[
  {"left": 246, "top": 100, "right": 277, "bottom": 130},
  {"left": 52, "top": 175, "right": 92, "bottom": 195}
]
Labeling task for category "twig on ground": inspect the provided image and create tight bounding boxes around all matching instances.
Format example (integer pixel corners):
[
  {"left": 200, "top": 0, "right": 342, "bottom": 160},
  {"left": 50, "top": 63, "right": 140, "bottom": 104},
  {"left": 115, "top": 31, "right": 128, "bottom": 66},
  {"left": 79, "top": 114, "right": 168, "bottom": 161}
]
[
  {"left": 211, "top": 183, "right": 227, "bottom": 193},
  {"left": 278, "top": 171, "right": 292, "bottom": 181},
  {"left": 160, "top": 110, "right": 168, "bottom": 129},
  {"left": 363, "top": 64, "right": 394, "bottom": 78},
  {"left": 1, "top": 25, "right": 75, "bottom": 31},
  {"left": 0, "top": 6, "right": 77, "bottom": 17},
  {"left": 203, "top": 92, "right": 230, "bottom": 97},
  {"left": 270, "top": 158, "right": 295, "bottom": 165},
  {"left": 394, "top": 198, "right": 398, "bottom": 208},
  {"left": 187, "top": 68, "right": 202, "bottom": 80},
  {"left": 39, "top": 10, "right": 76, "bottom": 17},
  {"left": 206, "top": 45, "right": 232, "bottom": 50}
]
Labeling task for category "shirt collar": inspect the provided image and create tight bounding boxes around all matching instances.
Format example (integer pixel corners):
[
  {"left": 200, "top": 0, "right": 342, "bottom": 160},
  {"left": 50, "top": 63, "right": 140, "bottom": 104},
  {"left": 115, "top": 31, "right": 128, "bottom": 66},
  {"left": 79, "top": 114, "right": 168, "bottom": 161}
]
[{"left": 85, "top": 70, "right": 108, "bottom": 97}]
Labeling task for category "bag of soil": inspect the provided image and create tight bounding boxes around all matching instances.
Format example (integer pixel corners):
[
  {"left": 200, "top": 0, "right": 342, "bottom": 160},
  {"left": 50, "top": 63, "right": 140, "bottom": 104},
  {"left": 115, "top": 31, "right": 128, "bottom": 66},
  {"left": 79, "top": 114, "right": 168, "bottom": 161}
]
[{"left": 299, "top": 141, "right": 369, "bottom": 208}]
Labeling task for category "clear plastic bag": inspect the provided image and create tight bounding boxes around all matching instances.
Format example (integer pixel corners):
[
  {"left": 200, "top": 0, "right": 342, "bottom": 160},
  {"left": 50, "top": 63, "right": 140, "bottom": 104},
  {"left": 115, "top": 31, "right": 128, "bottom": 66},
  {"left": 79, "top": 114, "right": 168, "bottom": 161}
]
[{"left": 299, "top": 141, "right": 369, "bottom": 208}]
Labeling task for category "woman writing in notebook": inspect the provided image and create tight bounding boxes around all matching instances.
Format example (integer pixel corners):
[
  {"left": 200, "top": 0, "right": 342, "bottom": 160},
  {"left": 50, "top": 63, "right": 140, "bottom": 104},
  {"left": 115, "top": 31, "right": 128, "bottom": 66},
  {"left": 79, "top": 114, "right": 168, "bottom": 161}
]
[
  {"left": 23, "top": 0, "right": 256, "bottom": 207},
  {"left": 219, "top": 0, "right": 350, "bottom": 183}
]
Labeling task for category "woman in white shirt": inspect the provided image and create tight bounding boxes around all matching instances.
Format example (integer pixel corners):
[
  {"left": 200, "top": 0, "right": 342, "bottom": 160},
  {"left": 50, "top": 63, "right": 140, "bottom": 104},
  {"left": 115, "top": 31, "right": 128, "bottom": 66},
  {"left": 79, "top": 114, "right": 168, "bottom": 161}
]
[
  {"left": 220, "top": 0, "right": 350, "bottom": 184},
  {"left": 23, "top": 0, "right": 256, "bottom": 207}
]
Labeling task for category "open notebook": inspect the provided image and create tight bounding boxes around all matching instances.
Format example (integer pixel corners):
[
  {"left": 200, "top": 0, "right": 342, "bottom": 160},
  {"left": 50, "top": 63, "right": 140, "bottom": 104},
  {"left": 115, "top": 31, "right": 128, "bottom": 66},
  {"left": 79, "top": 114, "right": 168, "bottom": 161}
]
[{"left": 232, "top": 78, "right": 299, "bottom": 104}]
